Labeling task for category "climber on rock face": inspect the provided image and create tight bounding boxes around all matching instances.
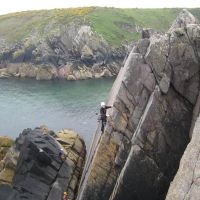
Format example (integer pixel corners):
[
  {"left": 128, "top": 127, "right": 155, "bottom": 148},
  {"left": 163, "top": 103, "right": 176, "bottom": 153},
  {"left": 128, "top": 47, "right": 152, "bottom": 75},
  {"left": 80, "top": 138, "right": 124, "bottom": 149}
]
[
  {"left": 63, "top": 192, "right": 67, "bottom": 200},
  {"left": 99, "top": 102, "right": 112, "bottom": 133}
]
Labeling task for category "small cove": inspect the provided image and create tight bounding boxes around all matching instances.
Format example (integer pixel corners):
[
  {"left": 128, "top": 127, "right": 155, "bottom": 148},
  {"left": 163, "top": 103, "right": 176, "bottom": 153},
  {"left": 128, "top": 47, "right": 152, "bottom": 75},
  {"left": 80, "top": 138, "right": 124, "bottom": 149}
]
[{"left": 0, "top": 78, "right": 114, "bottom": 146}]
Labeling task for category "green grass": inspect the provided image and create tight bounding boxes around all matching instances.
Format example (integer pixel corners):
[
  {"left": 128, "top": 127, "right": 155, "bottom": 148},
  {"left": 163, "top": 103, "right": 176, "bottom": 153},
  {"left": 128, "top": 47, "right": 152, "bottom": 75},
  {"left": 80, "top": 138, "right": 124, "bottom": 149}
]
[
  {"left": 87, "top": 8, "right": 182, "bottom": 46},
  {"left": 0, "top": 7, "right": 199, "bottom": 46}
]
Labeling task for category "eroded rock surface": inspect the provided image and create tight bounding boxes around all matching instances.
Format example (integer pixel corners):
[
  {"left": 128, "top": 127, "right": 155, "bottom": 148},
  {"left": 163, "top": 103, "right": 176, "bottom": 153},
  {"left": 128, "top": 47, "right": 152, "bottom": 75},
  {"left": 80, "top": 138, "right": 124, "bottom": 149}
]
[
  {"left": 0, "top": 136, "right": 15, "bottom": 185},
  {"left": 0, "top": 136, "right": 13, "bottom": 161},
  {"left": 0, "top": 24, "right": 125, "bottom": 80},
  {"left": 0, "top": 127, "right": 86, "bottom": 200},
  {"left": 77, "top": 9, "right": 200, "bottom": 200}
]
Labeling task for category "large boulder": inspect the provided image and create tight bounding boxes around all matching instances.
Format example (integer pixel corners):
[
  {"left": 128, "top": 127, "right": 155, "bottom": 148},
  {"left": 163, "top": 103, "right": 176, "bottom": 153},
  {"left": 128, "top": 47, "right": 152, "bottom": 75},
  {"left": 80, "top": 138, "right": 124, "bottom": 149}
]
[
  {"left": 36, "top": 66, "right": 58, "bottom": 80},
  {"left": 0, "top": 136, "right": 16, "bottom": 185},
  {"left": 0, "top": 137, "right": 15, "bottom": 185},
  {"left": 18, "top": 64, "right": 38, "bottom": 78},
  {"left": 0, "top": 146, "right": 19, "bottom": 185},
  {"left": 6, "top": 64, "right": 19, "bottom": 75},
  {"left": 0, "top": 69, "right": 11, "bottom": 78},
  {"left": 0, "top": 127, "right": 86, "bottom": 200},
  {"left": 0, "top": 136, "right": 13, "bottom": 161}
]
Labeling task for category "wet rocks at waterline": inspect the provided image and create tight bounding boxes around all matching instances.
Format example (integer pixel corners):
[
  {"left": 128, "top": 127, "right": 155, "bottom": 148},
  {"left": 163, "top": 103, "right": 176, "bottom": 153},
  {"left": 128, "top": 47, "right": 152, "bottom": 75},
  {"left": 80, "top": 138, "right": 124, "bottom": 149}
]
[
  {"left": 0, "top": 127, "right": 86, "bottom": 200},
  {"left": 0, "top": 24, "right": 124, "bottom": 80}
]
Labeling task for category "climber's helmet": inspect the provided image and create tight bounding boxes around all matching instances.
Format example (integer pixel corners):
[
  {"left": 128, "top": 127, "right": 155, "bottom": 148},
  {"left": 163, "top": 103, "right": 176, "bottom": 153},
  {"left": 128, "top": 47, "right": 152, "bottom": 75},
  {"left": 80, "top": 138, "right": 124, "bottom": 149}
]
[{"left": 101, "top": 102, "right": 105, "bottom": 107}]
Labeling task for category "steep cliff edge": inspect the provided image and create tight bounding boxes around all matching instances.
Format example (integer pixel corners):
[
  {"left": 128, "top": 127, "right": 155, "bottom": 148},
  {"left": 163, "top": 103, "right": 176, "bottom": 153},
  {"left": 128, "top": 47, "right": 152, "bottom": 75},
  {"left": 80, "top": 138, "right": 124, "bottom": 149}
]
[
  {"left": 77, "top": 9, "right": 200, "bottom": 200},
  {"left": 0, "top": 127, "right": 86, "bottom": 200}
]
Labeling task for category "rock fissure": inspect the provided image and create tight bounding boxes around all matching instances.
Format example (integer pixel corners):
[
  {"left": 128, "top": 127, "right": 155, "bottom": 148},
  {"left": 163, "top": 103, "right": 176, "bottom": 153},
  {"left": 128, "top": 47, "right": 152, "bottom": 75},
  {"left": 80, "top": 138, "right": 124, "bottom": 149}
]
[
  {"left": 45, "top": 162, "right": 64, "bottom": 200},
  {"left": 170, "top": 82, "right": 193, "bottom": 107},
  {"left": 143, "top": 58, "right": 160, "bottom": 86},
  {"left": 121, "top": 81, "right": 137, "bottom": 108}
]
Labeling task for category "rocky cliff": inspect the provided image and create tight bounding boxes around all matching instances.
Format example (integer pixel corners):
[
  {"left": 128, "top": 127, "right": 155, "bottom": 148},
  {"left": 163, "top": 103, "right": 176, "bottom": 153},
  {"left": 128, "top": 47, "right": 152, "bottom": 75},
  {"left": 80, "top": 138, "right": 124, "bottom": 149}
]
[
  {"left": 1, "top": 9, "right": 200, "bottom": 200},
  {"left": 0, "top": 8, "right": 131, "bottom": 80},
  {"left": 77, "top": 9, "right": 200, "bottom": 200},
  {"left": 0, "top": 127, "right": 86, "bottom": 200},
  {"left": 0, "top": 23, "right": 124, "bottom": 80},
  {"left": 1, "top": 7, "right": 200, "bottom": 80}
]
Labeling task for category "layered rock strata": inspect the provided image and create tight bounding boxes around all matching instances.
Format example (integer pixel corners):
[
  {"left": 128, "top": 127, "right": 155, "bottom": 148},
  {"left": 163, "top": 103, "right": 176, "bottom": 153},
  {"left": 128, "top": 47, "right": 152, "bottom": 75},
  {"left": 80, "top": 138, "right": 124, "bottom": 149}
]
[
  {"left": 77, "top": 9, "right": 200, "bottom": 200},
  {"left": 0, "top": 127, "right": 86, "bottom": 200},
  {"left": 0, "top": 136, "right": 15, "bottom": 185},
  {"left": 0, "top": 24, "right": 125, "bottom": 80}
]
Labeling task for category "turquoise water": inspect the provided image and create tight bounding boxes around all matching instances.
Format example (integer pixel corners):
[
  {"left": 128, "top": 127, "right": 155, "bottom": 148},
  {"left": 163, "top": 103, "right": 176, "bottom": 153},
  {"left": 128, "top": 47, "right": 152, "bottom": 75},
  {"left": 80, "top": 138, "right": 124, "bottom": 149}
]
[{"left": 0, "top": 78, "right": 114, "bottom": 146}]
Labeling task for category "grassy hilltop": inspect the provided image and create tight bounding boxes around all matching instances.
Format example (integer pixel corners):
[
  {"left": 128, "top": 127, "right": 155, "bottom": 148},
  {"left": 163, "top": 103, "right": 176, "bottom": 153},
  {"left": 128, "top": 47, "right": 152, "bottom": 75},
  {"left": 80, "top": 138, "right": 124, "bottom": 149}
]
[{"left": 0, "top": 7, "right": 200, "bottom": 46}]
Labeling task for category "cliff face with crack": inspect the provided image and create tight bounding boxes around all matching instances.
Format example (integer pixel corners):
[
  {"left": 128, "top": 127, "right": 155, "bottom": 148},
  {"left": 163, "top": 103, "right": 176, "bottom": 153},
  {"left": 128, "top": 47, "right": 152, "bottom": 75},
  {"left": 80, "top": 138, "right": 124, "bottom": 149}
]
[
  {"left": 77, "top": 9, "right": 200, "bottom": 200},
  {"left": 0, "top": 127, "right": 86, "bottom": 200},
  {"left": 166, "top": 116, "right": 200, "bottom": 200}
]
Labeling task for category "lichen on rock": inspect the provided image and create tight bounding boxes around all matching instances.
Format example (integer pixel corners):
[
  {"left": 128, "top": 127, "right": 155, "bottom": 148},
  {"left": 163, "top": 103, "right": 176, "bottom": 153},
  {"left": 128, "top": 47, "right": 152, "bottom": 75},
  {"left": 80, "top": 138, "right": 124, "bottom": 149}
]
[
  {"left": 0, "top": 136, "right": 15, "bottom": 185},
  {"left": 0, "top": 127, "right": 86, "bottom": 200}
]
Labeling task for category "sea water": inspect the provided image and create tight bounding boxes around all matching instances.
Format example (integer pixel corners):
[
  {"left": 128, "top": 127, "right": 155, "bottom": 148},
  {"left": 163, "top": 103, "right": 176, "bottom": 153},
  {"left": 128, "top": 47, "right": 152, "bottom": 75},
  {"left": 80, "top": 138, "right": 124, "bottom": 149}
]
[{"left": 0, "top": 78, "right": 114, "bottom": 146}]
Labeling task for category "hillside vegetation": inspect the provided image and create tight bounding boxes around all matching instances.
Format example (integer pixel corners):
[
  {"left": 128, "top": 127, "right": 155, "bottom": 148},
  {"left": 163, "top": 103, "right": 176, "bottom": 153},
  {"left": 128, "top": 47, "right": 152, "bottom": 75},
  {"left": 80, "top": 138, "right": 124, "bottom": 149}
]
[{"left": 0, "top": 7, "right": 200, "bottom": 46}]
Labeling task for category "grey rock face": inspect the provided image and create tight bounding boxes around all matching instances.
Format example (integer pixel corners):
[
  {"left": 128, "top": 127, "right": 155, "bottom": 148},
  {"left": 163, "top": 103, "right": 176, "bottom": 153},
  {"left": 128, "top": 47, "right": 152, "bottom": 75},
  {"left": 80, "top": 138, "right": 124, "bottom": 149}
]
[
  {"left": 159, "top": 74, "right": 170, "bottom": 94},
  {"left": 169, "top": 9, "right": 198, "bottom": 32},
  {"left": 0, "top": 128, "right": 86, "bottom": 200},
  {"left": 77, "top": 9, "right": 200, "bottom": 200},
  {"left": 166, "top": 116, "right": 200, "bottom": 200},
  {"left": 110, "top": 87, "right": 192, "bottom": 200},
  {"left": 145, "top": 23, "right": 200, "bottom": 104}
]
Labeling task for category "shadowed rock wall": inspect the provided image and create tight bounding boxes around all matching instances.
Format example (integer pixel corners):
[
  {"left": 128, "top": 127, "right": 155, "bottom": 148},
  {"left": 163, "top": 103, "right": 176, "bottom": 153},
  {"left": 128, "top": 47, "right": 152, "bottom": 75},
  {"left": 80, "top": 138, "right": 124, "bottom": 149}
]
[{"left": 0, "top": 127, "right": 86, "bottom": 200}]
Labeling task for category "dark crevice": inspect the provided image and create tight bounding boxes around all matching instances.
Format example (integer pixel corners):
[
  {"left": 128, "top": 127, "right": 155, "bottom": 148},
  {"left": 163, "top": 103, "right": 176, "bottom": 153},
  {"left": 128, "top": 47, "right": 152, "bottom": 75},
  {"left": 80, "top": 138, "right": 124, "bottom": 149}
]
[
  {"left": 121, "top": 81, "right": 137, "bottom": 108},
  {"left": 170, "top": 83, "right": 193, "bottom": 107},
  {"left": 112, "top": 103, "right": 128, "bottom": 123},
  {"left": 143, "top": 56, "right": 160, "bottom": 86}
]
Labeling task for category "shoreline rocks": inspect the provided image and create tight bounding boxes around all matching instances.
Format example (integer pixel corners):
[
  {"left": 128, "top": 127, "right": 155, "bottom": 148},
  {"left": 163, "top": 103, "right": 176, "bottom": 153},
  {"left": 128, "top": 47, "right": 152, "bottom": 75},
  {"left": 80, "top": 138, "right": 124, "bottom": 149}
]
[
  {"left": 0, "top": 23, "right": 126, "bottom": 81},
  {"left": 1, "top": 8, "right": 200, "bottom": 200},
  {"left": 0, "top": 127, "right": 86, "bottom": 200},
  {"left": 0, "top": 136, "right": 15, "bottom": 185},
  {"left": 0, "top": 62, "right": 117, "bottom": 80}
]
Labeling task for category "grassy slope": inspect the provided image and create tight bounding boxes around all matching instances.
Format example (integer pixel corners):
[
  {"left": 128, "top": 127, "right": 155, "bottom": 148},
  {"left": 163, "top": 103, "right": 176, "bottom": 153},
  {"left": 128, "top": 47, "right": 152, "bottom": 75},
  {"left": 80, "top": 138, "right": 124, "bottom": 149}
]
[
  {"left": 0, "top": 7, "right": 199, "bottom": 46},
  {"left": 87, "top": 8, "right": 181, "bottom": 46}
]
